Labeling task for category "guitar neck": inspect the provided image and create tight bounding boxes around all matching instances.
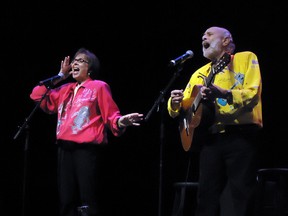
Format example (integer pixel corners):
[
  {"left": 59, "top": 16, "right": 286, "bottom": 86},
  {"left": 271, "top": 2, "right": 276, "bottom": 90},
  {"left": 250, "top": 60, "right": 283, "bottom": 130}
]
[
  {"left": 192, "top": 67, "right": 215, "bottom": 112},
  {"left": 205, "top": 66, "right": 215, "bottom": 87},
  {"left": 192, "top": 92, "right": 202, "bottom": 113}
]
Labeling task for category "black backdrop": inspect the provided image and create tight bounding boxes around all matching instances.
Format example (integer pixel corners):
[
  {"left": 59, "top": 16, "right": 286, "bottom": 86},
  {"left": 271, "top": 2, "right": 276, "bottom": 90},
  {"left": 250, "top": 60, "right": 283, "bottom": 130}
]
[{"left": 1, "top": 1, "right": 288, "bottom": 216}]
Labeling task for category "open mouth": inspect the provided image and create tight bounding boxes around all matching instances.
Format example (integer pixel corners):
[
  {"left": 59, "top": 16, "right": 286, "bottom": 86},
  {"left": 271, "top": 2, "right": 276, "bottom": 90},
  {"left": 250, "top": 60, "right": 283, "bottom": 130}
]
[
  {"left": 203, "top": 42, "right": 210, "bottom": 49},
  {"left": 72, "top": 68, "right": 80, "bottom": 75}
]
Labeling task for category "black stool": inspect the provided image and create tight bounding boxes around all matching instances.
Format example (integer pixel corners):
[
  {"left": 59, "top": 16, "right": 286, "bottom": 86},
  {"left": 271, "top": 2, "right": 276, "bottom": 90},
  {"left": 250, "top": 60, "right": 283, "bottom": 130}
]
[
  {"left": 171, "top": 182, "right": 199, "bottom": 216},
  {"left": 171, "top": 182, "right": 246, "bottom": 216},
  {"left": 256, "top": 168, "right": 288, "bottom": 216}
]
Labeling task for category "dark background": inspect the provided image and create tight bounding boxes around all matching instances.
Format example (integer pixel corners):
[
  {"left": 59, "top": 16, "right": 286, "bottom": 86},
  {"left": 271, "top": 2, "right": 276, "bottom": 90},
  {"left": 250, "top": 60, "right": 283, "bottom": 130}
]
[{"left": 1, "top": 1, "right": 288, "bottom": 216}]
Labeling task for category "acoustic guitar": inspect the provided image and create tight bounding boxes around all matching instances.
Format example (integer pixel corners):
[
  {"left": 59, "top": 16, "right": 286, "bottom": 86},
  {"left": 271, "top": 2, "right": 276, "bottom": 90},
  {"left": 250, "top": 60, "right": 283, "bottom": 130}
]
[{"left": 179, "top": 52, "right": 231, "bottom": 151}]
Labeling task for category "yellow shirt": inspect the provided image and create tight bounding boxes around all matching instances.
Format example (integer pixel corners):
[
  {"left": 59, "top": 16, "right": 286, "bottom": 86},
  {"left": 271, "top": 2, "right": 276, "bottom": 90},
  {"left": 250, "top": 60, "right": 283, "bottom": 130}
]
[{"left": 167, "top": 51, "right": 263, "bottom": 129}]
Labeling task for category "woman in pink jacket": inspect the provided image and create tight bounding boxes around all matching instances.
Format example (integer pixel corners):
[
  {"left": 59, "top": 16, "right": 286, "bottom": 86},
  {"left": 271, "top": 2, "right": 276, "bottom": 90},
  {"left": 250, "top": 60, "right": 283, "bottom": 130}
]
[{"left": 30, "top": 47, "right": 143, "bottom": 216}]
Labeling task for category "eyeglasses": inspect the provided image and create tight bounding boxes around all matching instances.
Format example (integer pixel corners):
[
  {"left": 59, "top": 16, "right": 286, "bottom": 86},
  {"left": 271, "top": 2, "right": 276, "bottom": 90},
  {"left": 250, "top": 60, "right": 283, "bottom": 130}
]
[{"left": 72, "top": 58, "right": 89, "bottom": 64}]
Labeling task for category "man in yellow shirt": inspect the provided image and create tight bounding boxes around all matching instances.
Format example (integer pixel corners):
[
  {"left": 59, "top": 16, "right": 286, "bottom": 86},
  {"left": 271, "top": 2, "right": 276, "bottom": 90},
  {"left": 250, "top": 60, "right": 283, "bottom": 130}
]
[{"left": 168, "top": 26, "right": 263, "bottom": 216}]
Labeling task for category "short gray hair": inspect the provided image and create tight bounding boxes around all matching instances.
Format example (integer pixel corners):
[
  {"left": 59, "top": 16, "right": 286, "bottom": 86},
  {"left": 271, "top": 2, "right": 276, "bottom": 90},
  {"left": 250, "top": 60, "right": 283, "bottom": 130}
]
[{"left": 223, "top": 29, "right": 235, "bottom": 54}]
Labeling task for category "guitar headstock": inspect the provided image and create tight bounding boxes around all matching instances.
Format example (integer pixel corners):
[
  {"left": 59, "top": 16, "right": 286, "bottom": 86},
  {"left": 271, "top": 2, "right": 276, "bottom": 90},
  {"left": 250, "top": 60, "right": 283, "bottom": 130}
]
[{"left": 213, "top": 52, "right": 231, "bottom": 74}]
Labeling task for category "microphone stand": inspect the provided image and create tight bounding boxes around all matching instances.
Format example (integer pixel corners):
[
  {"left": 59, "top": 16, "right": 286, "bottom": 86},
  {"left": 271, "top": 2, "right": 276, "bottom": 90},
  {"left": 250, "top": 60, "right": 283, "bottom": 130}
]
[
  {"left": 13, "top": 87, "right": 51, "bottom": 216},
  {"left": 145, "top": 65, "right": 184, "bottom": 216}
]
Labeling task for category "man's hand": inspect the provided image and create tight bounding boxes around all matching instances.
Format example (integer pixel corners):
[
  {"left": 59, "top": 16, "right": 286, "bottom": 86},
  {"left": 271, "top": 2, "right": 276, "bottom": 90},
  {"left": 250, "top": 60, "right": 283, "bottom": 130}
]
[
  {"left": 200, "top": 84, "right": 231, "bottom": 101},
  {"left": 170, "top": 89, "right": 184, "bottom": 110}
]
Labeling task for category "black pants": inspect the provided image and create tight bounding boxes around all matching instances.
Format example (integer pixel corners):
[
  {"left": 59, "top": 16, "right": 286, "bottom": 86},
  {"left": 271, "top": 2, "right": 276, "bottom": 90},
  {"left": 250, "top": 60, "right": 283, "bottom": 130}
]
[
  {"left": 195, "top": 129, "right": 259, "bottom": 216},
  {"left": 57, "top": 140, "right": 104, "bottom": 216}
]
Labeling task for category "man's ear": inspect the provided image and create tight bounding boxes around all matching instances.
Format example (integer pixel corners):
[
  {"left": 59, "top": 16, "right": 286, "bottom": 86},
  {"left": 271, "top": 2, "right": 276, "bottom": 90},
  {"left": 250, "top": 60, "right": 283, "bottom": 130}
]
[{"left": 223, "top": 37, "right": 231, "bottom": 46}]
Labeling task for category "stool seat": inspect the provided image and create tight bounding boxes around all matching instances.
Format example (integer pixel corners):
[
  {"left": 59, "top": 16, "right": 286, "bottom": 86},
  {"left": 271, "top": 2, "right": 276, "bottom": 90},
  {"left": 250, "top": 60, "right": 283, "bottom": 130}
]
[
  {"left": 256, "top": 168, "right": 288, "bottom": 216},
  {"left": 172, "top": 182, "right": 199, "bottom": 216},
  {"left": 174, "top": 182, "right": 199, "bottom": 188},
  {"left": 257, "top": 168, "right": 288, "bottom": 180}
]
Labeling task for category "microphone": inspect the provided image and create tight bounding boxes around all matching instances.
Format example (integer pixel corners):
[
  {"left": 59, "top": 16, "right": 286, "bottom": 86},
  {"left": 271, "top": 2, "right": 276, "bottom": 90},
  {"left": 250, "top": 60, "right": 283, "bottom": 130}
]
[
  {"left": 39, "top": 72, "right": 65, "bottom": 86},
  {"left": 169, "top": 50, "right": 194, "bottom": 67}
]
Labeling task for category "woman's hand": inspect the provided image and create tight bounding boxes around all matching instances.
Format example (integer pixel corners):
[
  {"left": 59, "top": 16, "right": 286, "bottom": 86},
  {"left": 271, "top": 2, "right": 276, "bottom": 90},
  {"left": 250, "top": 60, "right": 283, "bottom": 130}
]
[
  {"left": 117, "top": 113, "right": 144, "bottom": 128},
  {"left": 59, "top": 56, "right": 72, "bottom": 79}
]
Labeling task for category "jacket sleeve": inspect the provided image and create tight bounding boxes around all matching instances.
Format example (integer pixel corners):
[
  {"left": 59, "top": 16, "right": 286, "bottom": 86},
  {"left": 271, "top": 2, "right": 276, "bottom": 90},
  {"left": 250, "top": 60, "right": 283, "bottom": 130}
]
[
  {"left": 97, "top": 82, "right": 126, "bottom": 136},
  {"left": 30, "top": 85, "right": 61, "bottom": 114},
  {"left": 217, "top": 52, "right": 262, "bottom": 116}
]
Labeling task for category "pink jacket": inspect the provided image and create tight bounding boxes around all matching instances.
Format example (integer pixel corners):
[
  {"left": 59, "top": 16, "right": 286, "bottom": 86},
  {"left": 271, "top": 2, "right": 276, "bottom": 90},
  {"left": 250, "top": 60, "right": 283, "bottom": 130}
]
[{"left": 30, "top": 78, "right": 125, "bottom": 144}]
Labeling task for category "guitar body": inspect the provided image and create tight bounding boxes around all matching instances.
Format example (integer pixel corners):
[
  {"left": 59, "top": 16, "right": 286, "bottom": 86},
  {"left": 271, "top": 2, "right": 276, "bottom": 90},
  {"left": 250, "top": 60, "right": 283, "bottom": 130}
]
[
  {"left": 179, "top": 86, "right": 202, "bottom": 151},
  {"left": 179, "top": 98, "right": 215, "bottom": 152},
  {"left": 178, "top": 52, "right": 231, "bottom": 151}
]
